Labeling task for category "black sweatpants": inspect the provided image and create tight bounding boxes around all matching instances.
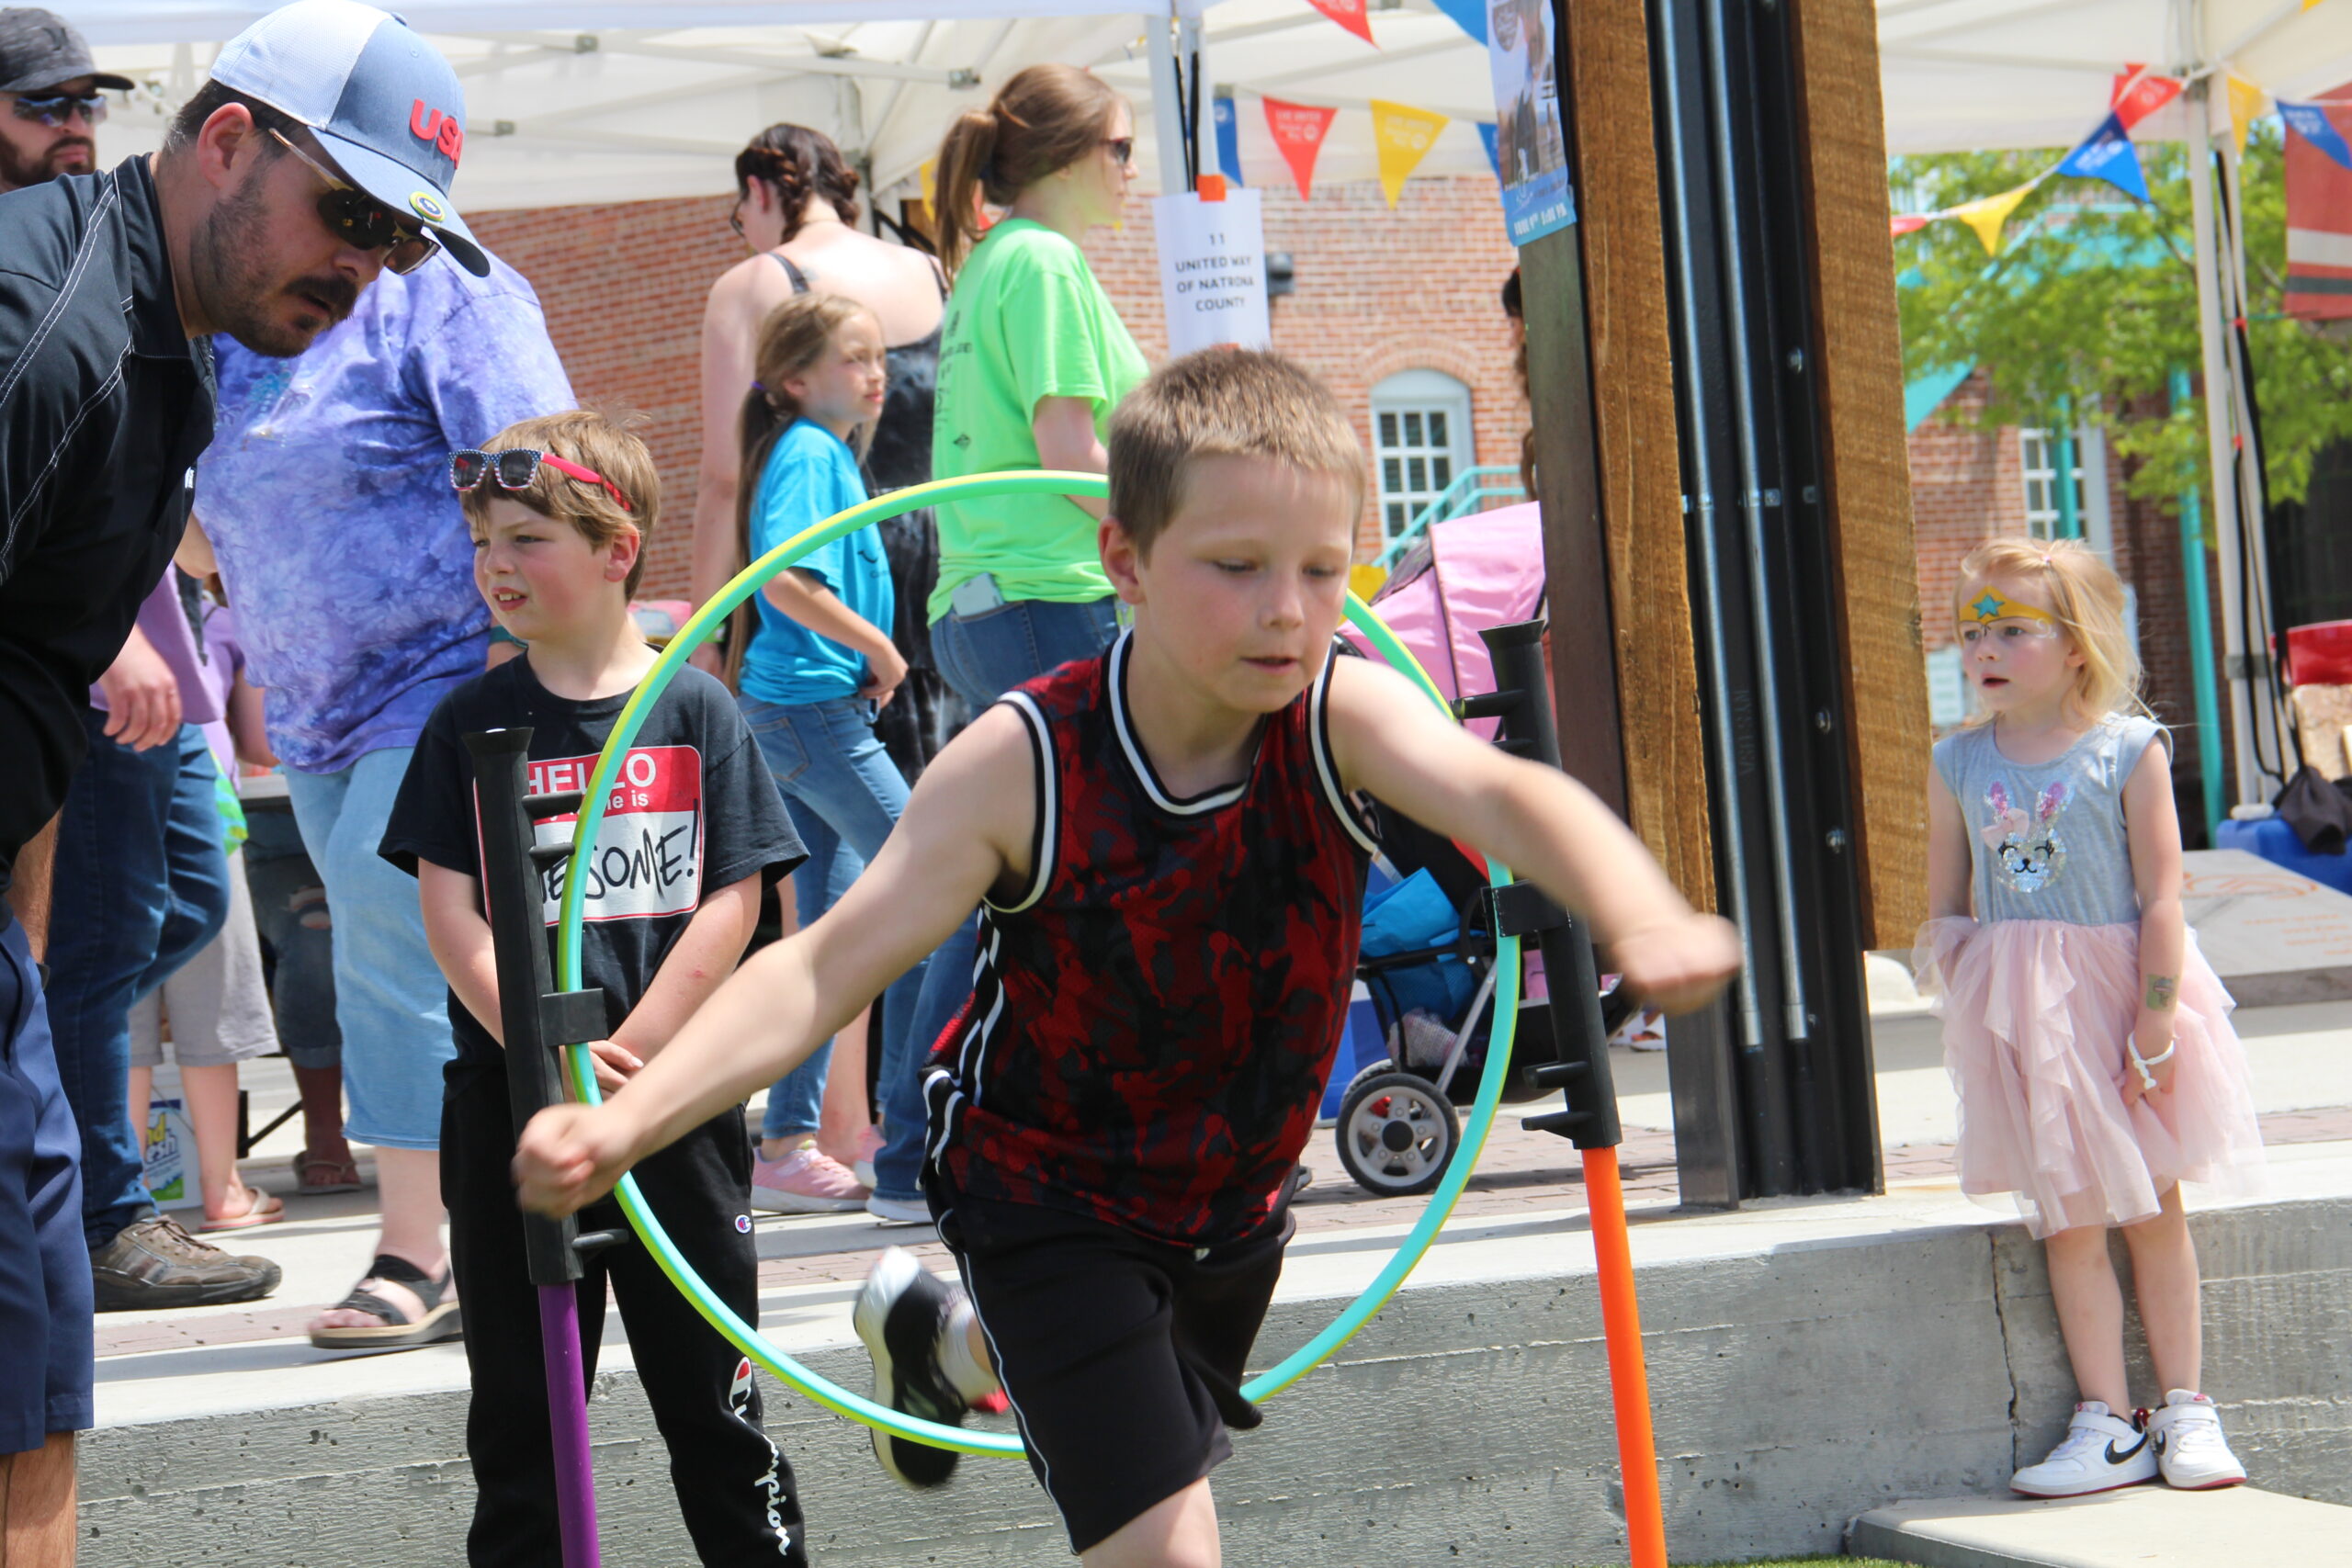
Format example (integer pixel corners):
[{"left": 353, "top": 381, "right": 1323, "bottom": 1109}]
[{"left": 443, "top": 1064, "right": 807, "bottom": 1567}]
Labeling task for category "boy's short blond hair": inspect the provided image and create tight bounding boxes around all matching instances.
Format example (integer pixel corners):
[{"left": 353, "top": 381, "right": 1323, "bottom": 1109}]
[
  {"left": 460, "top": 410, "right": 659, "bottom": 597},
  {"left": 1107, "top": 349, "right": 1365, "bottom": 557}
]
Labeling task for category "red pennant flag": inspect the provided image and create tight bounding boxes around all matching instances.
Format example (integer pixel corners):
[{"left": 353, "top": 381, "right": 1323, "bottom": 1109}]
[
  {"left": 1263, "top": 96, "right": 1339, "bottom": 200},
  {"left": 1890, "top": 214, "right": 1929, "bottom": 237},
  {"left": 2109, "top": 64, "right": 2185, "bottom": 130},
  {"left": 1305, "top": 0, "right": 1376, "bottom": 45}
]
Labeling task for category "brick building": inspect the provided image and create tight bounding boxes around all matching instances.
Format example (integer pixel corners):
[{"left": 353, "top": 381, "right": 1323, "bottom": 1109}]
[
  {"left": 1907, "top": 371, "right": 2226, "bottom": 836},
  {"left": 469, "top": 173, "right": 1529, "bottom": 600}
]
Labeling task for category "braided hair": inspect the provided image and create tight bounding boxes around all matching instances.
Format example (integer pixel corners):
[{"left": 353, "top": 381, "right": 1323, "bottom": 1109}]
[{"left": 735, "top": 125, "right": 861, "bottom": 243}]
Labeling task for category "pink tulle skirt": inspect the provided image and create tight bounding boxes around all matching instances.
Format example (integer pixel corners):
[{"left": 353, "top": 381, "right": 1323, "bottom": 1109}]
[{"left": 1915, "top": 918, "right": 2266, "bottom": 1238}]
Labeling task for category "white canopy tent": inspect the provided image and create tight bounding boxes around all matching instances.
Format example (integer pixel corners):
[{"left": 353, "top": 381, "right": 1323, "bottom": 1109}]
[{"left": 69, "top": 0, "right": 1503, "bottom": 211}]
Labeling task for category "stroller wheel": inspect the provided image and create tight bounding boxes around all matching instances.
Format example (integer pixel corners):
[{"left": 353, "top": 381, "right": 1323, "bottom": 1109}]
[{"left": 1335, "top": 1071, "right": 1460, "bottom": 1198}]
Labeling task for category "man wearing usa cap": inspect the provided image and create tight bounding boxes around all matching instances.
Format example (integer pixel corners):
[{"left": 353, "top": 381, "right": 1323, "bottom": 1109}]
[
  {"left": 184, "top": 6, "right": 575, "bottom": 1354},
  {"left": 0, "top": 3, "right": 480, "bottom": 1553}
]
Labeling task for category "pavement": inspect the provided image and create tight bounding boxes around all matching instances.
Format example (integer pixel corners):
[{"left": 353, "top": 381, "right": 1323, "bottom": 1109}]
[
  {"left": 1849, "top": 1486, "right": 2352, "bottom": 1568},
  {"left": 94, "top": 991, "right": 2352, "bottom": 1426}
]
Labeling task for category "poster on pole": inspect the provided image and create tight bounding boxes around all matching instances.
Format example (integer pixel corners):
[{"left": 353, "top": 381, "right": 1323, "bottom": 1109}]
[
  {"left": 1153, "top": 183, "right": 1272, "bottom": 357},
  {"left": 1485, "top": 0, "right": 1575, "bottom": 244}
]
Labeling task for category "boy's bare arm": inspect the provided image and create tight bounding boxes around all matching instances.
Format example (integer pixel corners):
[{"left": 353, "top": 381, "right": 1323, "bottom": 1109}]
[
  {"left": 420, "top": 862, "right": 503, "bottom": 1045},
  {"left": 606, "top": 873, "right": 762, "bottom": 1068},
  {"left": 514, "top": 706, "right": 1037, "bottom": 1216},
  {"left": 1326, "top": 657, "right": 1738, "bottom": 1011}
]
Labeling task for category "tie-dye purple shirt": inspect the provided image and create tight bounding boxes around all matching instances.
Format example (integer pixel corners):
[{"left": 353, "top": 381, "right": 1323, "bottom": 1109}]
[{"left": 196, "top": 252, "right": 572, "bottom": 773}]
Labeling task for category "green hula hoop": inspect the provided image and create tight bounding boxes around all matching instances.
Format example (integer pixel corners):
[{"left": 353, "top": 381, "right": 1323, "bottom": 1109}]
[{"left": 554, "top": 469, "right": 1519, "bottom": 1457}]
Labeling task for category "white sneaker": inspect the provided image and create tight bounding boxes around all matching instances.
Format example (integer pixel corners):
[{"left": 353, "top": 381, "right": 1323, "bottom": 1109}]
[
  {"left": 2011, "top": 1403, "right": 2157, "bottom": 1497},
  {"left": 2150, "top": 1390, "right": 2248, "bottom": 1490},
  {"left": 865, "top": 1193, "right": 931, "bottom": 1226}
]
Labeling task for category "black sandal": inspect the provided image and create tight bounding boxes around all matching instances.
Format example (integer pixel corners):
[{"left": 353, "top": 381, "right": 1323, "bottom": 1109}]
[{"left": 308, "top": 1253, "right": 463, "bottom": 1350}]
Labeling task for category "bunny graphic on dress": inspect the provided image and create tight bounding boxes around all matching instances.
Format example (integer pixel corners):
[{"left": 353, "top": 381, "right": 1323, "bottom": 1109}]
[{"left": 1981, "top": 778, "right": 2069, "bottom": 893}]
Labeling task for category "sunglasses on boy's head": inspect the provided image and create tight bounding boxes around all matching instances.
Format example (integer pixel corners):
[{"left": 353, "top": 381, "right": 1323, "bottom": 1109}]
[
  {"left": 9, "top": 93, "right": 107, "bottom": 129},
  {"left": 450, "top": 448, "right": 635, "bottom": 513},
  {"left": 266, "top": 129, "right": 441, "bottom": 276}
]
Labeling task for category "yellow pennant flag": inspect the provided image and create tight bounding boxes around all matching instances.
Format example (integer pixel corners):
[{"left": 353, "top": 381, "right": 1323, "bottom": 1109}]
[
  {"left": 1948, "top": 182, "right": 2034, "bottom": 255},
  {"left": 1371, "top": 99, "right": 1449, "bottom": 209},
  {"left": 2228, "top": 74, "right": 2267, "bottom": 156},
  {"left": 2305, "top": 0, "right": 2326, "bottom": 11}
]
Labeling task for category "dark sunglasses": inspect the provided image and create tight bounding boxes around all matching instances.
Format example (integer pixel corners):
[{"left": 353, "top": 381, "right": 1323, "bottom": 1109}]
[
  {"left": 268, "top": 129, "right": 440, "bottom": 276},
  {"left": 1103, "top": 136, "right": 1135, "bottom": 165},
  {"left": 9, "top": 92, "right": 106, "bottom": 129},
  {"left": 450, "top": 448, "right": 635, "bottom": 513}
]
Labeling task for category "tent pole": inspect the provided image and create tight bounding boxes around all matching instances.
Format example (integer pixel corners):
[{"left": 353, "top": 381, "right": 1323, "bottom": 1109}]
[
  {"left": 1146, "top": 6, "right": 1189, "bottom": 196},
  {"left": 2171, "top": 367, "right": 2228, "bottom": 836},
  {"left": 2186, "top": 77, "right": 2258, "bottom": 810}
]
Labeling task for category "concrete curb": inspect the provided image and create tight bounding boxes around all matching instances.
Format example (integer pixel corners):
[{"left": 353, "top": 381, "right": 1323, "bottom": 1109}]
[{"left": 77, "top": 1193, "right": 2352, "bottom": 1565}]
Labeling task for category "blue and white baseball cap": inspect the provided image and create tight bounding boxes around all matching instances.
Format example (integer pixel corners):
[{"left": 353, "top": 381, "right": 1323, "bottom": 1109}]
[{"left": 209, "top": 0, "right": 487, "bottom": 275}]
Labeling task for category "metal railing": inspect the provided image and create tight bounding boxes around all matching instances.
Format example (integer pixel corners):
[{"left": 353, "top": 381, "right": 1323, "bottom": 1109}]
[{"left": 1374, "top": 465, "right": 1527, "bottom": 568}]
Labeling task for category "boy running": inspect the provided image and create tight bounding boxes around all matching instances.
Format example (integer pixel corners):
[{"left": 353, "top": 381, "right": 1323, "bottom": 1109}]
[
  {"left": 514, "top": 353, "right": 1738, "bottom": 1565},
  {"left": 381, "top": 411, "right": 812, "bottom": 1566}
]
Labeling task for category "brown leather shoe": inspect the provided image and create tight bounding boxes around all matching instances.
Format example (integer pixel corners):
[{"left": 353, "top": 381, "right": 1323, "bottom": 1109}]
[{"left": 89, "top": 1214, "right": 282, "bottom": 1311}]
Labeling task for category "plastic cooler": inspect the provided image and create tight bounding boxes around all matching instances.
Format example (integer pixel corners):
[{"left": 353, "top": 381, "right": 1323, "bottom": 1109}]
[
  {"left": 2214, "top": 815, "right": 2352, "bottom": 897},
  {"left": 2283, "top": 621, "right": 2352, "bottom": 687}
]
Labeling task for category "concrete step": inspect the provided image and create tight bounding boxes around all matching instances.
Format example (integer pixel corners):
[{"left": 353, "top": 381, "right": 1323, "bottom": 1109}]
[{"left": 1849, "top": 1485, "right": 2352, "bottom": 1568}]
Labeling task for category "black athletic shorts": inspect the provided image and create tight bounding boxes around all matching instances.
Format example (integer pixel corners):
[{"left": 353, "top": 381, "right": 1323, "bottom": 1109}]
[{"left": 928, "top": 1178, "right": 1294, "bottom": 1553}]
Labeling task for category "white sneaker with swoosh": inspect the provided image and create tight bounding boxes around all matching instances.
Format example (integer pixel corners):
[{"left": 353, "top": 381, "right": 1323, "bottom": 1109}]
[
  {"left": 2012, "top": 1402, "right": 2158, "bottom": 1497},
  {"left": 2150, "top": 1390, "right": 2248, "bottom": 1490}
]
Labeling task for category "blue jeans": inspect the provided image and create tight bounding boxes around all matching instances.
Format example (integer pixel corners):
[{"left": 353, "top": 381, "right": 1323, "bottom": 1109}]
[
  {"left": 0, "top": 910, "right": 92, "bottom": 1449},
  {"left": 740, "top": 695, "right": 930, "bottom": 1145},
  {"left": 47, "top": 718, "right": 232, "bottom": 1248},
  {"left": 881, "top": 596, "right": 1122, "bottom": 1201},
  {"left": 285, "top": 748, "right": 453, "bottom": 1149}
]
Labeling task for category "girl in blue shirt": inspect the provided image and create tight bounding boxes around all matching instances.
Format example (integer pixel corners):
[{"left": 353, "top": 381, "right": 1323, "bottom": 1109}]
[{"left": 731, "top": 294, "right": 922, "bottom": 1213}]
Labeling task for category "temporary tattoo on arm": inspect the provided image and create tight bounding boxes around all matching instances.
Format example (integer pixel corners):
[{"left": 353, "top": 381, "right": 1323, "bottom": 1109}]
[{"left": 2143, "top": 974, "right": 2177, "bottom": 1011}]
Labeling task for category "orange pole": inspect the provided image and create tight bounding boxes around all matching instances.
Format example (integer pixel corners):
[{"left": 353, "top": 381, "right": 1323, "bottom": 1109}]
[{"left": 1581, "top": 1145, "right": 1667, "bottom": 1568}]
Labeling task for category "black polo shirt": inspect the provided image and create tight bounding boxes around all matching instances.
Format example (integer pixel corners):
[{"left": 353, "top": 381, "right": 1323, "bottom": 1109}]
[{"left": 0, "top": 155, "right": 215, "bottom": 895}]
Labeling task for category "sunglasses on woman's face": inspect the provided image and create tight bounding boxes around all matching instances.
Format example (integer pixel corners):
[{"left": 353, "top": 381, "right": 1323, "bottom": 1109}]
[
  {"left": 9, "top": 93, "right": 106, "bottom": 129},
  {"left": 450, "top": 448, "right": 635, "bottom": 513},
  {"left": 1103, "top": 136, "right": 1135, "bottom": 167},
  {"left": 267, "top": 129, "right": 441, "bottom": 276}
]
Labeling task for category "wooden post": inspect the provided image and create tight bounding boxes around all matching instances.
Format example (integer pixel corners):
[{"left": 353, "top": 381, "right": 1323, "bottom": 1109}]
[
  {"left": 1532, "top": 0, "right": 1715, "bottom": 916},
  {"left": 1786, "top": 0, "right": 1930, "bottom": 949}
]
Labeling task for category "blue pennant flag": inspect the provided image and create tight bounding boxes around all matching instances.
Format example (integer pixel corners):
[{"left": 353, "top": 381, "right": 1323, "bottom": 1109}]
[
  {"left": 1477, "top": 120, "right": 1500, "bottom": 179},
  {"left": 1432, "top": 0, "right": 1485, "bottom": 43},
  {"left": 2282, "top": 100, "right": 2352, "bottom": 172},
  {"left": 2055, "top": 112, "right": 2148, "bottom": 201},
  {"left": 1213, "top": 95, "right": 1244, "bottom": 186}
]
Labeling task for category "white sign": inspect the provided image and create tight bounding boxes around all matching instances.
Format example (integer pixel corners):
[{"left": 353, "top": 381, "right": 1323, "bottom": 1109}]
[{"left": 1153, "top": 186, "right": 1272, "bottom": 358}]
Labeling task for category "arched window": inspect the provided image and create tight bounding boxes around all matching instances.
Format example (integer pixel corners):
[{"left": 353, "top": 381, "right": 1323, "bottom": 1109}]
[{"left": 1371, "top": 369, "right": 1476, "bottom": 544}]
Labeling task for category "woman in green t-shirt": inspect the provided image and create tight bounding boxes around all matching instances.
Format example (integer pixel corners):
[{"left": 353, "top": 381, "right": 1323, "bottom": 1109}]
[{"left": 927, "top": 63, "right": 1148, "bottom": 708}]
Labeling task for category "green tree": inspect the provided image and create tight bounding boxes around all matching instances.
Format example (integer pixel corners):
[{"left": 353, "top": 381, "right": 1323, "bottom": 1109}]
[{"left": 1893, "top": 125, "right": 2352, "bottom": 509}]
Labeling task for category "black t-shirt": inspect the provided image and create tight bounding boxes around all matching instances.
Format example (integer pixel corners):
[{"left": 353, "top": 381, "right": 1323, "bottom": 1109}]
[{"left": 380, "top": 657, "right": 805, "bottom": 1070}]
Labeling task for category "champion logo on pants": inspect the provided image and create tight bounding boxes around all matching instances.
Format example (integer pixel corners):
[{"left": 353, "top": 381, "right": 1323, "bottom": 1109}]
[{"left": 727, "top": 1357, "right": 796, "bottom": 1556}]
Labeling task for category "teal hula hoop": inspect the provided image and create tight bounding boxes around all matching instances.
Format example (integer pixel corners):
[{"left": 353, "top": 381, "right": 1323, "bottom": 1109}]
[{"left": 554, "top": 470, "right": 1520, "bottom": 1457}]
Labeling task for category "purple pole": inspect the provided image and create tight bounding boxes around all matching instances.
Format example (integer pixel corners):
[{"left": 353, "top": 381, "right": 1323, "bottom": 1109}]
[{"left": 538, "top": 1281, "right": 601, "bottom": 1568}]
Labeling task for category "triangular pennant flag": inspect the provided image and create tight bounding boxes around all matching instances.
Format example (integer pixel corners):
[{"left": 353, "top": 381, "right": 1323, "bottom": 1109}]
[
  {"left": 2229, "top": 74, "right": 2268, "bottom": 157},
  {"left": 1949, "top": 182, "right": 2034, "bottom": 255},
  {"left": 1477, "top": 121, "right": 1500, "bottom": 179},
  {"left": 2283, "top": 100, "right": 2352, "bottom": 172},
  {"left": 1432, "top": 0, "right": 1486, "bottom": 43},
  {"left": 2056, "top": 112, "right": 2149, "bottom": 201},
  {"left": 1262, "top": 96, "right": 1338, "bottom": 200},
  {"left": 1371, "top": 100, "right": 1449, "bottom": 209},
  {"left": 2109, "top": 66, "right": 2185, "bottom": 130},
  {"left": 1890, "top": 214, "right": 1929, "bottom": 237},
  {"left": 1305, "top": 0, "right": 1376, "bottom": 45}
]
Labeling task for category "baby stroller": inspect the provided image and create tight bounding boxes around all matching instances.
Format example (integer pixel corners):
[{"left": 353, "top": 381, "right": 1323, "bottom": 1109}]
[{"left": 1330, "top": 504, "right": 1635, "bottom": 1196}]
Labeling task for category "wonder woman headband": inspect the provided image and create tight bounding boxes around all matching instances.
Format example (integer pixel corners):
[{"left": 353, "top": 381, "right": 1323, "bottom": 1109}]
[{"left": 1962, "top": 588, "right": 2056, "bottom": 627}]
